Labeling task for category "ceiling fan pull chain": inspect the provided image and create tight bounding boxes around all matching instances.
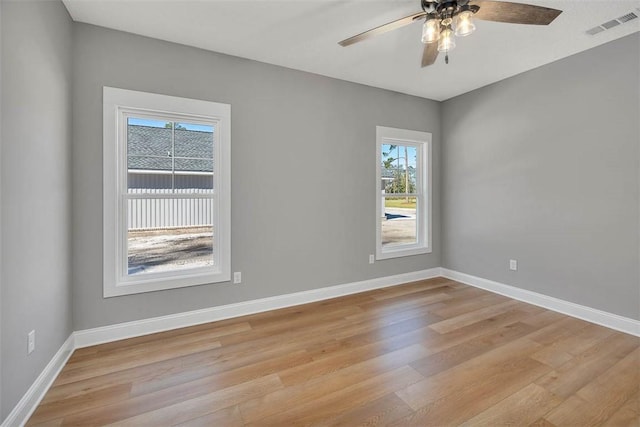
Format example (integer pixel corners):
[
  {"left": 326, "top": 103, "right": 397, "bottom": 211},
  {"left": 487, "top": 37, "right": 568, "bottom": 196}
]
[{"left": 445, "top": 53, "right": 449, "bottom": 64}]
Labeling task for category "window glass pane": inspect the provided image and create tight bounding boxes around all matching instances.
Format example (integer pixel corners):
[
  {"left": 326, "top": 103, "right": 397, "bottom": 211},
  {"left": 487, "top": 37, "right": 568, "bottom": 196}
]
[
  {"left": 127, "top": 156, "right": 173, "bottom": 194},
  {"left": 381, "top": 143, "right": 417, "bottom": 194},
  {"left": 174, "top": 123, "right": 214, "bottom": 159},
  {"left": 128, "top": 225, "right": 214, "bottom": 275},
  {"left": 381, "top": 196, "right": 417, "bottom": 248},
  {"left": 127, "top": 118, "right": 172, "bottom": 157},
  {"left": 174, "top": 174, "right": 214, "bottom": 191},
  {"left": 127, "top": 117, "right": 173, "bottom": 193},
  {"left": 128, "top": 171, "right": 173, "bottom": 192},
  {"left": 127, "top": 196, "right": 215, "bottom": 275},
  {"left": 127, "top": 156, "right": 172, "bottom": 172},
  {"left": 174, "top": 158, "right": 213, "bottom": 174}
]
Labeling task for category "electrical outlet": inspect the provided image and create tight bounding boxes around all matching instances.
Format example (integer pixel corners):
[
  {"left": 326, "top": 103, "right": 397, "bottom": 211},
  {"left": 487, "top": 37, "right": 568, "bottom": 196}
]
[
  {"left": 233, "top": 271, "right": 242, "bottom": 284},
  {"left": 369, "top": 254, "right": 375, "bottom": 264},
  {"left": 509, "top": 259, "right": 518, "bottom": 271},
  {"left": 28, "top": 330, "right": 35, "bottom": 354}
]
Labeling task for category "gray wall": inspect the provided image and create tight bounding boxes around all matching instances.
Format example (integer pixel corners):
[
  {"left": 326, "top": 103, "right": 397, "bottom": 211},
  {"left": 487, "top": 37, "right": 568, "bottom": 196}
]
[
  {"left": 1, "top": 0, "right": 73, "bottom": 419},
  {"left": 72, "top": 24, "right": 441, "bottom": 330},
  {"left": 0, "top": 1, "right": 3, "bottom": 416},
  {"left": 442, "top": 33, "right": 640, "bottom": 320}
]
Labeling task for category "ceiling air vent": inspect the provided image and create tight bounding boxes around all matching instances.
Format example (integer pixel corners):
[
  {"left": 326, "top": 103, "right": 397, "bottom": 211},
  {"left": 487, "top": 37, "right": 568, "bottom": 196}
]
[
  {"left": 586, "top": 26, "right": 605, "bottom": 36},
  {"left": 586, "top": 11, "right": 638, "bottom": 36},
  {"left": 618, "top": 12, "right": 638, "bottom": 23},
  {"left": 601, "top": 19, "right": 620, "bottom": 29}
]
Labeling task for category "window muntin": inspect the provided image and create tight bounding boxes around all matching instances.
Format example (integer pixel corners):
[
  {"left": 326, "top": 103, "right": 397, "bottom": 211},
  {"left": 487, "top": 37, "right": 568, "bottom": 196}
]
[
  {"left": 376, "top": 127, "right": 431, "bottom": 260},
  {"left": 104, "top": 87, "right": 230, "bottom": 297}
]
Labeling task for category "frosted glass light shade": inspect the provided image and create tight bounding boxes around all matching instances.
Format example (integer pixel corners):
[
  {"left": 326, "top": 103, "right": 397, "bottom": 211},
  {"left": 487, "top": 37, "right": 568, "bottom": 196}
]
[
  {"left": 437, "top": 27, "right": 456, "bottom": 52},
  {"left": 421, "top": 18, "right": 440, "bottom": 44},
  {"left": 455, "top": 10, "right": 476, "bottom": 37}
]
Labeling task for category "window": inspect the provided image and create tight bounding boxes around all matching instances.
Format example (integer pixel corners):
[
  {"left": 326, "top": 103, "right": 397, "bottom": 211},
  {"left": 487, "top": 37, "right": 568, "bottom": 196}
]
[
  {"left": 376, "top": 126, "right": 431, "bottom": 259},
  {"left": 103, "top": 87, "right": 230, "bottom": 297}
]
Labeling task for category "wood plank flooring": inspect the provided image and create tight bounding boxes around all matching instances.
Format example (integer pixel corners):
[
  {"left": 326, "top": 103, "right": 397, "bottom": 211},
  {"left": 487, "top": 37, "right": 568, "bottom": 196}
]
[{"left": 27, "top": 278, "right": 640, "bottom": 426}]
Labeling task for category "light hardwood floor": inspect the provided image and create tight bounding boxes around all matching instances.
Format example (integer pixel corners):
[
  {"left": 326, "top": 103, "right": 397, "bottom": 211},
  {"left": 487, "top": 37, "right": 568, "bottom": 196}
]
[{"left": 27, "top": 278, "right": 639, "bottom": 426}]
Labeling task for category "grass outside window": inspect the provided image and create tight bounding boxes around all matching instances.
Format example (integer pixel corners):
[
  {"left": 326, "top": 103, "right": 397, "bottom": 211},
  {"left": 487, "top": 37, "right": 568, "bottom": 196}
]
[{"left": 384, "top": 198, "right": 416, "bottom": 209}]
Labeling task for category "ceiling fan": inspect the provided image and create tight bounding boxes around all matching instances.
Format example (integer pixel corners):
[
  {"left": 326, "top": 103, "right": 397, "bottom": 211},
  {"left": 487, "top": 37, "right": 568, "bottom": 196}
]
[{"left": 338, "top": 0, "right": 562, "bottom": 66}]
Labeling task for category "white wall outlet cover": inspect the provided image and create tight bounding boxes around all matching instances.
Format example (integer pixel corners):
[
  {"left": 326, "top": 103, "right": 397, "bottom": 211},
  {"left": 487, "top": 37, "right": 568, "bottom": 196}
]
[
  {"left": 509, "top": 259, "right": 518, "bottom": 271},
  {"left": 28, "top": 330, "right": 36, "bottom": 354},
  {"left": 233, "top": 272, "right": 242, "bottom": 284}
]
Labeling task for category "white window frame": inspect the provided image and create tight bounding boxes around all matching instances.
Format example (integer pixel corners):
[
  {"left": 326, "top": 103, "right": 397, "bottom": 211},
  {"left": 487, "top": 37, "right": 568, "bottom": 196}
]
[
  {"left": 376, "top": 126, "right": 432, "bottom": 260},
  {"left": 103, "top": 87, "right": 231, "bottom": 297}
]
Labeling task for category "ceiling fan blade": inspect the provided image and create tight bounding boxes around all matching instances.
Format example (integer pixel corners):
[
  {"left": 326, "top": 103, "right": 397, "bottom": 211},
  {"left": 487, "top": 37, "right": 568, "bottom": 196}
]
[
  {"left": 421, "top": 43, "right": 439, "bottom": 67},
  {"left": 472, "top": 0, "right": 562, "bottom": 25},
  {"left": 339, "top": 12, "right": 426, "bottom": 47}
]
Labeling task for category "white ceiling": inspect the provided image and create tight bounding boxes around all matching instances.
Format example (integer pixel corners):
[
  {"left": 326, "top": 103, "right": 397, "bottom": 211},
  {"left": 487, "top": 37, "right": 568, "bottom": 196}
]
[{"left": 62, "top": 0, "right": 640, "bottom": 101}]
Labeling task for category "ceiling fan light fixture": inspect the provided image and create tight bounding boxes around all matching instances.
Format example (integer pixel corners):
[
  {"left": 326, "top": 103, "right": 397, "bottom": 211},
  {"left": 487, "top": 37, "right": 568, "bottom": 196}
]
[
  {"left": 455, "top": 9, "right": 476, "bottom": 37},
  {"left": 338, "top": 0, "right": 562, "bottom": 68},
  {"left": 437, "top": 25, "right": 456, "bottom": 53},
  {"left": 421, "top": 18, "right": 440, "bottom": 44}
]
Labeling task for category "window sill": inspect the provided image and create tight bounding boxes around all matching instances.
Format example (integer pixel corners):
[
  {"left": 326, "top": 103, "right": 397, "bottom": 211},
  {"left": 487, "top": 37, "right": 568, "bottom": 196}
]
[
  {"left": 104, "top": 269, "right": 230, "bottom": 297},
  {"left": 376, "top": 246, "right": 432, "bottom": 261}
]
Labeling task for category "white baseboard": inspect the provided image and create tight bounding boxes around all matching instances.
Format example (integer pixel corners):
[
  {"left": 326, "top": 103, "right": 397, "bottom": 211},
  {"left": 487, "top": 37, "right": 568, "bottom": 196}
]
[
  {"left": 2, "top": 334, "right": 75, "bottom": 427},
  {"left": 8, "top": 266, "right": 637, "bottom": 427},
  {"left": 441, "top": 268, "right": 640, "bottom": 337},
  {"left": 74, "top": 267, "right": 442, "bottom": 348}
]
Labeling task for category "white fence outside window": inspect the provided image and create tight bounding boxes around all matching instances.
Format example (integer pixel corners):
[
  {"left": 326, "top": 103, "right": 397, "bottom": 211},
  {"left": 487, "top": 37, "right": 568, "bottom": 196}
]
[{"left": 127, "top": 188, "right": 214, "bottom": 230}]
